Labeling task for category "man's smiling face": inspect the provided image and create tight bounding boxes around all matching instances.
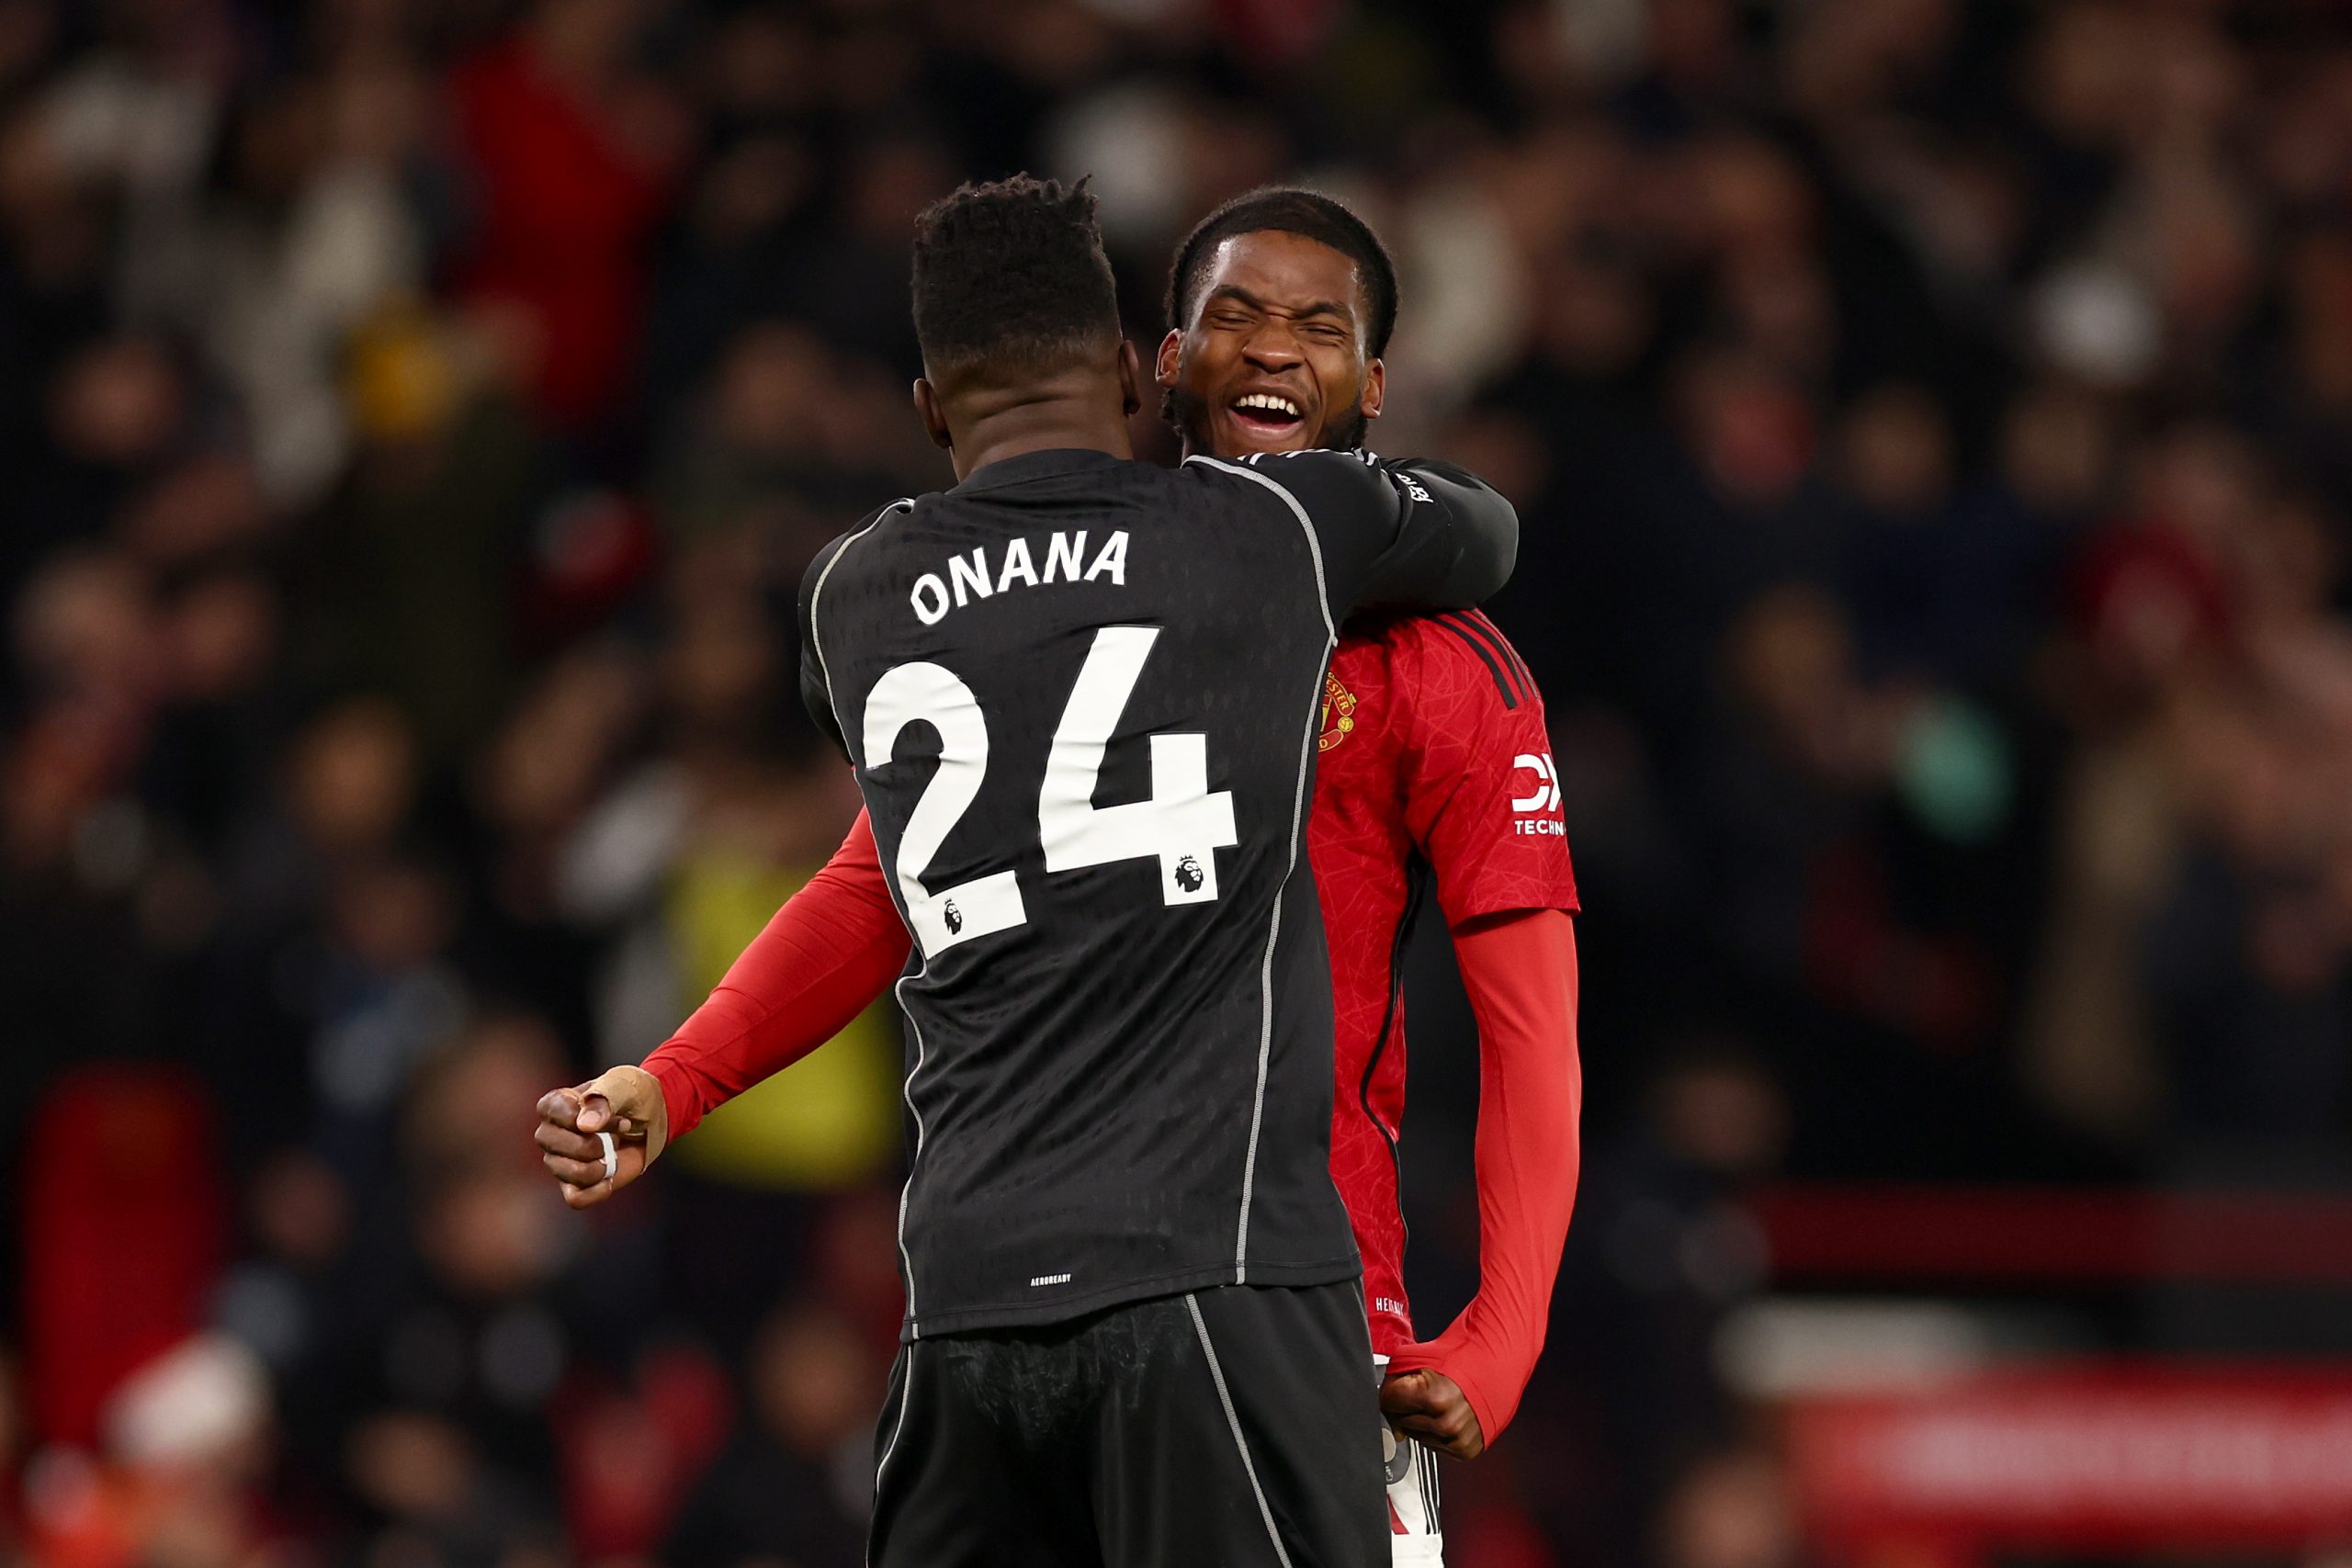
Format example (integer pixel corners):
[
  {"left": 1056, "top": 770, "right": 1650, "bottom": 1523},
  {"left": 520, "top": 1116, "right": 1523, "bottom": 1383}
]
[{"left": 1159, "top": 228, "right": 1385, "bottom": 458}]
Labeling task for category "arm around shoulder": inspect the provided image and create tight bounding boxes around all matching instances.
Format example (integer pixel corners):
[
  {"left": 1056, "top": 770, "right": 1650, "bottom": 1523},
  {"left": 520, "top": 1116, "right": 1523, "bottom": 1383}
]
[
  {"left": 1383, "top": 457, "right": 1519, "bottom": 609},
  {"left": 1235, "top": 449, "right": 1517, "bottom": 617}
]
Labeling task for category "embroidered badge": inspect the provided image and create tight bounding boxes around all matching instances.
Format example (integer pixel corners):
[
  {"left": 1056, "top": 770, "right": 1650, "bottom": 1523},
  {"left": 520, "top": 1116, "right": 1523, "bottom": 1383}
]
[{"left": 1319, "top": 671, "right": 1359, "bottom": 752}]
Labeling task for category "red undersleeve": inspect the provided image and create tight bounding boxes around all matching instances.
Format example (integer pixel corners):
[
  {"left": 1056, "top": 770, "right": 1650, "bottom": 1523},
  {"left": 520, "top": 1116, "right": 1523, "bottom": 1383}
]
[
  {"left": 639, "top": 809, "right": 910, "bottom": 1142},
  {"left": 1384, "top": 907, "right": 1582, "bottom": 1446}
]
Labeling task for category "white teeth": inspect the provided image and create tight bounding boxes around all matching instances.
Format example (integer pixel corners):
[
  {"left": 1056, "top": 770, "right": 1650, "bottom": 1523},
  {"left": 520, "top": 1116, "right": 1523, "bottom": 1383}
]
[{"left": 1236, "top": 393, "right": 1300, "bottom": 417}]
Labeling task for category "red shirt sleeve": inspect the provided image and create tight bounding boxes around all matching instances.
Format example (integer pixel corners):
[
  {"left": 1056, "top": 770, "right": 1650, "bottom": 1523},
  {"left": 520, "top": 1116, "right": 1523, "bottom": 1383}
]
[
  {"left": 1397, "top": 611, "right": 1578, "bottom": 927},
  {"left": 639, "top": 809, "right": 910, "bottom": 1142},
  {"left": 1384, "top": 908, "right": 1581, "bottom": 1446}
]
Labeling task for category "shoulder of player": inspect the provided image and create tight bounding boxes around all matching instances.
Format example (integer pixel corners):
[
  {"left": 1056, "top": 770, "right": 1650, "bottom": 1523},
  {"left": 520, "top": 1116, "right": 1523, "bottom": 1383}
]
[
  {"left": 1177, "top": 451, "right": 1384, "bottom": 580},
  {"left": 1181, "top": 446, "right": 1390, "bottom": 499},
  {"left": 797, "top": 498, "right": 917, "bottom": 662},
  {"left": 804, "top": 499, "right": 915, "bottom": 587},
  {"left": 1184, "top": 448, "right": 1385, "bottom": 472},
  {"left": 1181, "top": 450, "right": 1429, "bottom": 556},
  {"left": 1385, "top": 610, "right": 1545, "bottom": 722}
]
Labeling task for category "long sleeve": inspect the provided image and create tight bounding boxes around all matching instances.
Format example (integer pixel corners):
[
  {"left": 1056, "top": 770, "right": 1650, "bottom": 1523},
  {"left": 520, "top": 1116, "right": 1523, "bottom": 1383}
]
[
  {"left": 1385, "top": 907, "right": 1581, "bottom": 1446},
  {"left": 1351, "top": 457, "right": 1520, "bottom": 613},
  {"left": 1192, "top": 450, "right": 1519, "bottom": 620},
  {"left": 639, "top": 809, "right": 911, "bottom": 1142}
]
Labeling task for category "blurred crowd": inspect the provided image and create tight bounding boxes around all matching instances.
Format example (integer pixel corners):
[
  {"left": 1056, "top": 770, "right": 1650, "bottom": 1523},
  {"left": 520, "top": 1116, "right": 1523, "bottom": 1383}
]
[{"left": 5, "top": 0, "right": 2351, "bottom": 1564}]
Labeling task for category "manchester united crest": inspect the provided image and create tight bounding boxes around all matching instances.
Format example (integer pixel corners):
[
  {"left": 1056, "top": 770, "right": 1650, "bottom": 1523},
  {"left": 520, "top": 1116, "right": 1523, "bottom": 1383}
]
[{"left": 1318, "top": 671, "right": 1359, "bottom": 752}]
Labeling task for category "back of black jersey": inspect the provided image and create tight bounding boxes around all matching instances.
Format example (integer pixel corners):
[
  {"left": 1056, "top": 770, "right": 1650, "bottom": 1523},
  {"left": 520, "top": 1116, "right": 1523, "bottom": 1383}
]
[{"left": 801, "top": 446, "right": 1512, "bottom": 1338}]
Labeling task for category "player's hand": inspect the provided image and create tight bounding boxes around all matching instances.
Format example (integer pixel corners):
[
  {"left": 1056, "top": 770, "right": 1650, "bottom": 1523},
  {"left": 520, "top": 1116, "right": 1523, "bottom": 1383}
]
[
  {"left": 1380, "top": 1368, "right": 1485, "bottom": 1461},
  {"left": 536, "top": 1066, "right": 667, "bottom": 1209}
]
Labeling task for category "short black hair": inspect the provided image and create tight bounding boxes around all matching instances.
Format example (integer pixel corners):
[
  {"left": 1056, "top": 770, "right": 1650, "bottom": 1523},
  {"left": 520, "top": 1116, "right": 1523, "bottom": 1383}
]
[
  {"left": 1164, "top": 186, "right": 1399, "bottom": 357},
  {"left": 910, "top": 175, "right": 1120, "bottom": 380}
]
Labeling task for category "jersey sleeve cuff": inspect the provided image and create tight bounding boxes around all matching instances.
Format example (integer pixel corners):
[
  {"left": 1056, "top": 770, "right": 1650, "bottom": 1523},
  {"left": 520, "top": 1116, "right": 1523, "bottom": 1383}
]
[
  {"left": 1452, "top": 1363, "right": 1508, "bottom": 1450},
  {"left": 639, "top": 1048, "right": 703, "bottom": 1145},
  {"left": 1385, "top": 1343, "right": 1512, "bottom": 1449}
]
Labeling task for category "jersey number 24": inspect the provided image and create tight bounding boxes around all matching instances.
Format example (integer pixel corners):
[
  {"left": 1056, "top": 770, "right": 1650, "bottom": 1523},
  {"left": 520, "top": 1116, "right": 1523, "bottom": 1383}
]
[{"left": 862, "top": 626, "right": 1239, "bottom": 958}]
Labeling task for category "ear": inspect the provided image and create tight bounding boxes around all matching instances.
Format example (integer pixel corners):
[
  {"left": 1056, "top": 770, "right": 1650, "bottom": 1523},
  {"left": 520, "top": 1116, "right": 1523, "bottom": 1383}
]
[
  {"left": 1359, "top": 356, "right": 1385, "bottom": 423},
  {"left": 1153, "top": 329, "right": 1182, "bottom": 390},
  {"left": 913, "top": 377, "right": 953, "bottom": 452},
  {"left": 1117, "top": 340, "right": 1143, "bottom": 419}
]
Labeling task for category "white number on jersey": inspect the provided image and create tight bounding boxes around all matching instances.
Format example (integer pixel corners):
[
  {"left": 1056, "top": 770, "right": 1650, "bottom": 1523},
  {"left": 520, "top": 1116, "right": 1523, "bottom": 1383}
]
[
  {"left": 1039, "top": 626, "right": 1237, "bottom": 905},
  {"left": 864, "top": 662, "right": 1028, "bottom": 954},
  {"left": 862, "top": 626, "right": 1239, "bottom": 957}
]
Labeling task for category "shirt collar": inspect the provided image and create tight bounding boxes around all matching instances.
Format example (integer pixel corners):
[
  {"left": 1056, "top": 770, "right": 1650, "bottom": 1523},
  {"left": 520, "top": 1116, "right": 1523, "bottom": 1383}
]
[{"left": 954, "top": 448, "right": 1126, "bottom": 493}]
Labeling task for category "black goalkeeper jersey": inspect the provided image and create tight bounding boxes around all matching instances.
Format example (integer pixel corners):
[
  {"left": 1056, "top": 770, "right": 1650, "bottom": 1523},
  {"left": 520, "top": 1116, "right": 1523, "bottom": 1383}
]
[{"left": 797, "top": 446, "right": 1516, "bottom": 1339}]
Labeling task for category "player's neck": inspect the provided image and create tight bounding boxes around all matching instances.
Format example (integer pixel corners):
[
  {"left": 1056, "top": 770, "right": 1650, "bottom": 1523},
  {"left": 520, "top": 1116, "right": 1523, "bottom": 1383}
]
[
  {"left": 951, "top": 418, "right": 1132, "bottom": 481},
  {"left": 944, "top": 375, "right": 1135, "bottom": 482}
]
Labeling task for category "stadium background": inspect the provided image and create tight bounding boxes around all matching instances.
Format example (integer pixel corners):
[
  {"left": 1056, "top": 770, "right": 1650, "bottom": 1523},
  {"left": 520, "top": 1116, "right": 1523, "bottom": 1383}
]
[{"left": 8, "top": 0, "right": 2352, "bottom": 1563}]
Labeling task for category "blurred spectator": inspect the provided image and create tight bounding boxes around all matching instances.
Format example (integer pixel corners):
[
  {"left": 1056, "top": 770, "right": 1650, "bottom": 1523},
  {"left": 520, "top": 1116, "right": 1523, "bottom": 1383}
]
[
  {"left": 660, "top": 1301, "right": 876, "bottom": 1568},
  {"left": 24, "top": 1067, "right": 226, "bottom": 1450},
  {"left": 448, "top": 0, "right": 685, "bottom": 433},
  {"left": 26, "top": 1334, "right": 285, "bottom": 1568},
  {"left": 1657, "top": 1445, "right": 1807, "bottom": 1568}
]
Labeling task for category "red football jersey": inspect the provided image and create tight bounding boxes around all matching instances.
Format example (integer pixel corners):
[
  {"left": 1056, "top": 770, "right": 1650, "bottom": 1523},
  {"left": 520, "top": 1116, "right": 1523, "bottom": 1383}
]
[{"left": 1308, "top": 609, "right": 1578, "bottom": 1357}]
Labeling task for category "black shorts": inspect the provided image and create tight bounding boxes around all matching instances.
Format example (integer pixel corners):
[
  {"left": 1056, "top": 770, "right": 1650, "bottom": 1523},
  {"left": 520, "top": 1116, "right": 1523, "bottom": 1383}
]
[{"left": 868, "top": 1281, "right": 1386, "bottom": 1568}]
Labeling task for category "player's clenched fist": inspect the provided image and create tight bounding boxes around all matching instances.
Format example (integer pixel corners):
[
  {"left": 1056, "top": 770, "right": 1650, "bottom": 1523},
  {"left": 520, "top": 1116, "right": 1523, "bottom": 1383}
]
[
  {"left": 1380, "top": 1367, "right": 1486, "bottom": 1461},
  {"left": 535, "top": 1066, "right": 667, "bottom": 1209}
]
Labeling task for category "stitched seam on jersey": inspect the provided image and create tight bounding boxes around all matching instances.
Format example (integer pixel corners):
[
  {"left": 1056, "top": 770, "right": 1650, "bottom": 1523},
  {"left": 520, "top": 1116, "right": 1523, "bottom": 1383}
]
[
  {"left": 1430, "top": 615, "right": 1519, "bottom": 708},
  {"left": 1182, "top": 456, "right": 1335, "bottom": 641},
  {"left": 900, "top": 1253, "right": 1357, "bottom": 1336},
  {"left": 1186, "top": 1294, "right": 1298, "bottom": 1568},
  {"left": 1450, "top": 608, "right": 1524, "bottom": 693},
  {"left": 868, "top": 1342, "right": 916, "bottom": 1565},
  {"left": 1360, "top": 860, "right": 1430, "bottom": 1272},
  {"left": 1439, "top": 611, "right": 1525, "bottom": 705},
  {"left": 808, "top": 497, "right": 933, "bottom": 1334},
  {"left": 808, "top": 499, "right": 915, "bottom": 739},
  {"left": 1182, "top": 454, "right": 1335, "bottom": 1279},
  {"left": 890, "top": 967, "right": 931, "bottom": 1337},
  {"left": 1438, "top": 610, "right": 1514, "bottom": 693},
  {"left": 1465, "top": 609, "right": 1536, "bottom": 694}
]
